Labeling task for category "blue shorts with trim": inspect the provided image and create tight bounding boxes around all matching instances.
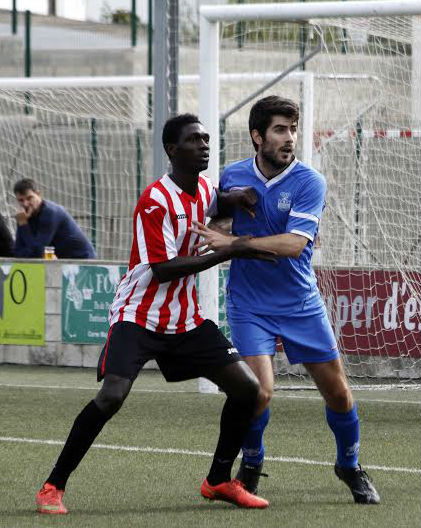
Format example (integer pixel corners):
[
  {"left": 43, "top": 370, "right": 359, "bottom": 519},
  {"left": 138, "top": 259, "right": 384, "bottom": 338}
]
[{"left": 227, "top": 302, "right": 339, "bottom": 365}]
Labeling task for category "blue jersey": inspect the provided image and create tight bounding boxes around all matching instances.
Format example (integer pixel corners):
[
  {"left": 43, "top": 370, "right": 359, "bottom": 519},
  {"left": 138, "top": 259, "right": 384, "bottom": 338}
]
[{"left": 220, "top": 157, "right": 326, "bottom": 315}]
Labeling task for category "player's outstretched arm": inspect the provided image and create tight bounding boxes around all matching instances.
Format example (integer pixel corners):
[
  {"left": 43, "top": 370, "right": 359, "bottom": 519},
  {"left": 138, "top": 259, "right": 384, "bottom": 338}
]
[
  {"left": 151, "top": 249, "right": 234, "bottom": 283},
  {"left": 244, "top": 232, "right": 308, "bottom": 258},
  {"left": 191, "top": 221, "right": 308, "bottom": 259},
  {"left": 151, "top": 237, "right": 276, "bottom": 283}
]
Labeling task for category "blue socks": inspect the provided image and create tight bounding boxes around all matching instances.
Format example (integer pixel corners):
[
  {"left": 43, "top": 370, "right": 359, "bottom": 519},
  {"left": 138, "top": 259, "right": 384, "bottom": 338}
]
[
  {"left": 242, "top": 408, "right": 270, "bottom": 466},
  {"left": 326, "top": 404, "right": 360, "bottom": 468}
]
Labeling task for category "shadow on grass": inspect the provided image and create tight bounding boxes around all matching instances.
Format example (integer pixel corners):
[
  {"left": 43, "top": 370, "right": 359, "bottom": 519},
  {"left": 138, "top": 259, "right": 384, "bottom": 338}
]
[{"left": 1, "top": 502, "right": 243, "bottom": 519}]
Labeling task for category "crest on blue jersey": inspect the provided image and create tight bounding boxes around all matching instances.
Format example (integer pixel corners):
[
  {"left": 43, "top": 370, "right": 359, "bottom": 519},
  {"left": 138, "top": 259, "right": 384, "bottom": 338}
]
[{"left": 277, "top": 192, "right": 291, "bottom": 211}]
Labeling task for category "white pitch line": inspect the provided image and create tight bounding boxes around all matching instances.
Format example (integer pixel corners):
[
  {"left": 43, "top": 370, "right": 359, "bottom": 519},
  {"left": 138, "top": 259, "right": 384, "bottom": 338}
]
[
  {"left": 273, "top": 393, "right": 421, "bottom": 405},
  {"left": 0, "top": 382, "right": 419, "bottom": 405},
  {"left": 1, "top": 436, "right": 420, "bottom": 475},
  {"left": 0, "top": 382, "right": 192, "bottom": 394}
]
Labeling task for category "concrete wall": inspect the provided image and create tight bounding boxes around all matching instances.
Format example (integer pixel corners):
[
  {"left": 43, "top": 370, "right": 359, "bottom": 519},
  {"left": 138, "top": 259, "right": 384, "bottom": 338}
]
[{"left": 0, "top": 36, "right": 143, "bottom": 77}]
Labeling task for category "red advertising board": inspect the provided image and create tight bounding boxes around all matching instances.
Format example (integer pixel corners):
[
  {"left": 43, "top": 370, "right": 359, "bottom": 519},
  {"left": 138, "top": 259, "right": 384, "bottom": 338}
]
[{"left": 316, "top": 269, "right": 421, "bottom": 358}]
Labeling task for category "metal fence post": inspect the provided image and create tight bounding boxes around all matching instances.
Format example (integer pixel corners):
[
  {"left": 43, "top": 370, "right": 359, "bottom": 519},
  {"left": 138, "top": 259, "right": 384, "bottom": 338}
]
[
  {"left": 24, "top": 10, "right": 31, "bottom": 77},
  {"left": 24, "top": 10, "right": 32, "bottom": 115},
  {"left": 11, "top": 0, "right": 17, "bottom": 35},
  {"left": 153, "top": 1, "right": 179, "bottom": 178},
  {"left": 236, "top": 0, "right": 245, "bottom": 49},
  {"left": 168, "top": 0, "right": 179, "bottom": 117},
  {"left": 136, "top": 128, "right": 143, "bottom": 198},
  {"left": 90, "top": 118, "right": 98, "bottom": 250},
  {"left": 147, "top": 0, "right": 153, "bottom": 129},
  {"left": 131, "top": 0, "right": 137, "bottom": 47}
]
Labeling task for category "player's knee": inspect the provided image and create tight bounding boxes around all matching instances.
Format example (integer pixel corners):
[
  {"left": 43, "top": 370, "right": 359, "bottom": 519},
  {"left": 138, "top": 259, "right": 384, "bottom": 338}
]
[
  {"left": 327, "top": 386, "right": 353, "bottom": 412},
  {"left": 233, "top": 373, "right": 260, "bottom": 406},
  {"left": 95, "top": 378, "right": 131, "bottom": 417},
  {"left": 217, "top": 361, "right": 260, "bottom": 403},
  {"left": 95, "top": 390, "right": 124, "bottom": 417},
  {"left": 257, "top": 386, "right": 273, "bottom": 411}
]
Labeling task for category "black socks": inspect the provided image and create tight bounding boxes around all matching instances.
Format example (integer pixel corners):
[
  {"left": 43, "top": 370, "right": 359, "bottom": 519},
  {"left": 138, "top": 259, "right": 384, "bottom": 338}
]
[
  {"left": 47, "top": 400, "right": 109, "bottom": 490},
  {"left": 207, "top": 397, "right": 255, "bottom": 486}
]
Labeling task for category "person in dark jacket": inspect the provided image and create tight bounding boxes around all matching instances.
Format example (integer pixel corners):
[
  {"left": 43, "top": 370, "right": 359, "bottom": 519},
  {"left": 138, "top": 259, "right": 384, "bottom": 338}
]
[
  {"left": 0, "top": 213, "right": 14, "bottom": 257},
  {"left": 13, "top": 179, "right": 96, "bottom": 259}
]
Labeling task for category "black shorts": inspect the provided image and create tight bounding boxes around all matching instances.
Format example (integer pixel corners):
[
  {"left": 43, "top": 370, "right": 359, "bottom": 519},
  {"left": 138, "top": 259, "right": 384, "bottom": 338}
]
[{"left": 97, "top": 319, "right": 242, "bottom": 383}]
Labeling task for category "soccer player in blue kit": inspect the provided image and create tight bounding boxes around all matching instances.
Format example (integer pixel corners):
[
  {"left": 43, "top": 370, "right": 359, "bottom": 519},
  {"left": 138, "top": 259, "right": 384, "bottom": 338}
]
[{"left": 191, "top": 96, "right": 380, "bottom": 505}]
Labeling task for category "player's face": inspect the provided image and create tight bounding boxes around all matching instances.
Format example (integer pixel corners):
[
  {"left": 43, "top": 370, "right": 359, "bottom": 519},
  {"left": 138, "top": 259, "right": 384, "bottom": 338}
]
[
  {"left": 15, "top": 189, "right": 43, "bottom": 217},
  {"left": 256, "top": 115, "right": 298, "bottom": 169},
  {"left": 173, "top": 123, "right": 210, "bottom": 174}
]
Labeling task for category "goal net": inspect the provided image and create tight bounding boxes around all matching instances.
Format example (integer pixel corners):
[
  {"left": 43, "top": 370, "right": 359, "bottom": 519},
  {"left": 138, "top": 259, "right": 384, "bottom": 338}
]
[
  {"left": 198, "top": 1, "right": 421, "bottom": 387},
  {"left": 0, "top": 77, "right": 156, "bottom": 261}
]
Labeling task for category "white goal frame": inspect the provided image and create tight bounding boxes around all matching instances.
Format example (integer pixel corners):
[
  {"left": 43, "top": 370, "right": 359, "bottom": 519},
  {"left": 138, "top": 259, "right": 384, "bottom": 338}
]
[{"left": 198, "top": 0, "right": 421, "bottom": 325}]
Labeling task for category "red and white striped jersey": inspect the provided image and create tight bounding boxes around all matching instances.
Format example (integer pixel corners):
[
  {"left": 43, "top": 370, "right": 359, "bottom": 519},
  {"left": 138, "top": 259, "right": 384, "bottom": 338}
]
[{"left": 109, "top": 173, "right": 217, "bottom": 334}]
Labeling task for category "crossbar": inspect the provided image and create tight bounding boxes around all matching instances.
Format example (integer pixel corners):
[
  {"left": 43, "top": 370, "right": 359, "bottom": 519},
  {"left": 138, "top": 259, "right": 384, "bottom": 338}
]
[{"left": 201, "top": 0, "right": 421, "bottom": 22}]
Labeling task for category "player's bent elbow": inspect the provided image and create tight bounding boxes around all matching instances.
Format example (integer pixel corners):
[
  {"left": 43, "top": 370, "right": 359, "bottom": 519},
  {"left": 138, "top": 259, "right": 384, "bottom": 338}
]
[
  {"left": 289, "top": 235, "right": 308, "bottom": 258},
  {"left": 290, "top": 248, "right": 303, "bottom": 259},
  {"left": 287, "top": 244, "right": 305, "bottom": 259}
]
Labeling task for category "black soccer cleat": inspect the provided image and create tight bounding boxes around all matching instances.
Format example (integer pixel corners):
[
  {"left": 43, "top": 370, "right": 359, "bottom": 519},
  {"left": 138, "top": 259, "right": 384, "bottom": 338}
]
[
  {"left": 334, "top": 463, "right": 380, "bottom": 504},
  {"left": 236, "top": 460, "right": 268, "bottom": 495}
]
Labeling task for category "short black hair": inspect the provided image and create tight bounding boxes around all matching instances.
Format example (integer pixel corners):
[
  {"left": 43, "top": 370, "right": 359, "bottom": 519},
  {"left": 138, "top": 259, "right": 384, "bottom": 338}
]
[
  {"left": 162, "top": 113, "right": 201, "bottom": 155},
  {"left": 249, "top": 96, "right": 299, "bottom": 151},
  {"left": 13, "top": 178, "right": 38, "bottom": 195}
]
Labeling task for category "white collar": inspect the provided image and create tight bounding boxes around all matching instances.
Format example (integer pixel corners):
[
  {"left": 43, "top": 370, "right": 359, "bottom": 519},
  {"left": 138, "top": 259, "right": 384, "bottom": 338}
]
[
  {"left": 253, "top": 157, "right": 299, "bottom": 188},
  {"left": 162, "top": 173, "right": 182, "bottom": 194}
]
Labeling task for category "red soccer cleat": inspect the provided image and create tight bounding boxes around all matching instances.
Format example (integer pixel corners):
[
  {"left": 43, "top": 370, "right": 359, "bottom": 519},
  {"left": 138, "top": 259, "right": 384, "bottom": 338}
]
[
  {"left": 36, "top": 482, "right": 68, "bottom": 514},
  {"left": 201, "top": 478, "right": 269, "bottom": 509}
]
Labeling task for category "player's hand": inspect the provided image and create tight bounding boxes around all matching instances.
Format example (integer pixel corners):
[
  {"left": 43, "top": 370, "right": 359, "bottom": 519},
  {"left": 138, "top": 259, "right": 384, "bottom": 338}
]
[
  {"left": 15, "top": 207, "right": 29, "bottom": 226},
  {"left": 228, "top": 186, "right": 257, "bottom": 218},
  {"left": 191, "top": 221, "right": 234, "bottom": 253}
]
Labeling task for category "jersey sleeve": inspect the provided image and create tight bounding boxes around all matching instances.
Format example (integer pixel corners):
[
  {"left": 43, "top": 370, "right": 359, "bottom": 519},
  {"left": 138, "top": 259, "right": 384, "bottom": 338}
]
[
  {"left": 286, "top": 174, "right": 326, "bottom": 242},
  {"left": 214, "top": 168, "right": 237, "bottom": 217},
  {"left": 219, "top": 167, "right": 229, "bottom": 192},
  {"left": 135, "top": 195, "right": 178, "bottom": 264}
]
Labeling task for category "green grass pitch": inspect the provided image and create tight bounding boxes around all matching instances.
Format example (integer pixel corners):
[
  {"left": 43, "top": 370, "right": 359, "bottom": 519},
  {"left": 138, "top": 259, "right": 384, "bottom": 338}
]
[{"left": 0, "top": 364, "right": 420, "bottom": 528}]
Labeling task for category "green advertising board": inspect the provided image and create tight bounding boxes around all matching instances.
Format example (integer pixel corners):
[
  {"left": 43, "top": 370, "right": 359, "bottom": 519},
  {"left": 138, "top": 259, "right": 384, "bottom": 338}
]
[
  {"left": 62, "top": 265, "right": 126, "bottom": 343},
  {"left": 0, "top": 262, "right": 45, "bottom": 345}
]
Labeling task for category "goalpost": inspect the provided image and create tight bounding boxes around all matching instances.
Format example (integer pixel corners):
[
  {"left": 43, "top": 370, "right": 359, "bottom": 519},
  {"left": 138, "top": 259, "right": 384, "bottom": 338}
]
[{"left": 198, "top": 0, "right": 421, "bottom": 387}]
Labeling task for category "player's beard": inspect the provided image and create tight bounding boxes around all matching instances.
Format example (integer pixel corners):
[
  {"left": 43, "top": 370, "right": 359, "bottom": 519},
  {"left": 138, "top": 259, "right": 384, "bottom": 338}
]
[{"left": 261, "top": 145, "right": 293, "bottom": 172}]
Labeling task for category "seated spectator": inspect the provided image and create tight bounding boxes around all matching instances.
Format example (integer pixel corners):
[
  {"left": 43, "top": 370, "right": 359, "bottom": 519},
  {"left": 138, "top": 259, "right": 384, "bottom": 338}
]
[
  {"left": 0, "top": 213, "right": 14, "bottom": 257},
  {"left": 13, "top": 179, "right": 97, "bottom": 259}
]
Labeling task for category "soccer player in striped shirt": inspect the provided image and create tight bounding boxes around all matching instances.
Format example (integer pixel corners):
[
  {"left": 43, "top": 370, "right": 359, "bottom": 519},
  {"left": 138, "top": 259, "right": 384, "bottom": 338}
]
[
  {"left": 35, "top": 114, "right": 274, "bottom": 514},
  {"left": 191, "top": 97, "right": 380, "bottom": 505}
]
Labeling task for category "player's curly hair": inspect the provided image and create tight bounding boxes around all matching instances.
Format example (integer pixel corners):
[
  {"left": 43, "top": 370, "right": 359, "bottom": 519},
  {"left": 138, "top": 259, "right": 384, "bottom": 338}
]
[
  {"left": 162, "top": 113, "right": 202, "bottom": 155},
  {"left": 249, "top": 96, "right": 299, "bottom": 152}
]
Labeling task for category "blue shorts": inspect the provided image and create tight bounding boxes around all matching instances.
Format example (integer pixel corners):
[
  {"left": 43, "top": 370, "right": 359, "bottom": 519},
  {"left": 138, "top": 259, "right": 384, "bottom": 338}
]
[{"left": 227, "top": 303, "right": 339, "bottom": 365}]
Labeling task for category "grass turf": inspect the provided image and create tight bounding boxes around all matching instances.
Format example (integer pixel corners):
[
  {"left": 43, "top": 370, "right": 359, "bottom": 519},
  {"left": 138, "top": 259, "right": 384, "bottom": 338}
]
[{"left": 0, "top": 365, "right": 420, "bottom": 528}]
